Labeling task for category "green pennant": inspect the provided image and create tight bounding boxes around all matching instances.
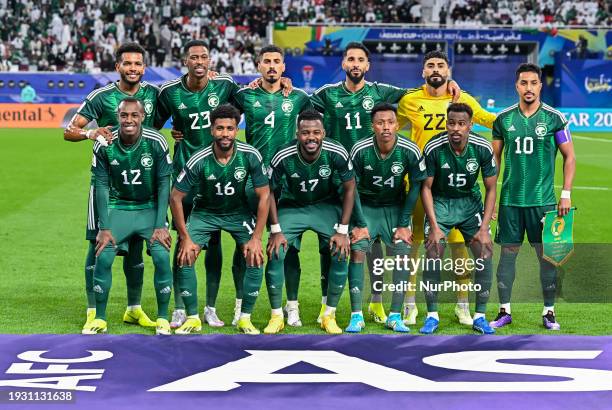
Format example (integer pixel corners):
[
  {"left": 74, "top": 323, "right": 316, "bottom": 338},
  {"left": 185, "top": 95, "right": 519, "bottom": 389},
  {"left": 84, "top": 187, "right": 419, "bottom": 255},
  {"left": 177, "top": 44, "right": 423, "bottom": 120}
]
[{"left": 542, "top": 208, "right": 576, "bottom": 266}]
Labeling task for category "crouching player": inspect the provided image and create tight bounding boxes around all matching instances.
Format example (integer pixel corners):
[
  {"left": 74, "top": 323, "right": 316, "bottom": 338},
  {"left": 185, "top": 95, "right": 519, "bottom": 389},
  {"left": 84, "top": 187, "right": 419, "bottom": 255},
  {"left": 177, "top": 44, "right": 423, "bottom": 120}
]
[
  {"left": 84, "top": 98, "right": 173, "bottom": 335},
  {"left": 347, "top": 103, "right": 427, "bottom": 332},
  {"left": 264, "top": 109, "right": 356, "bottom": 335},
  {"left": 169, "top": 104, "right": 270, "bottom": 335},
  {"left": 420, "top": 103, "right": 497, "bottom": 335}
]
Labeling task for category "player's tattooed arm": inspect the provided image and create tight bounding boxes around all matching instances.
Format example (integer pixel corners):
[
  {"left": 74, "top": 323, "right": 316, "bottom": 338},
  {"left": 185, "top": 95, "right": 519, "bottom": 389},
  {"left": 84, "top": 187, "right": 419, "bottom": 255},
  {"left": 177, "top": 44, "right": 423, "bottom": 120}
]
[
  {"left": 557, "top": 140, "right": 576, "bottom": 216},
  {"left": 421, "top": 176, "right": 445, "bottom": 255},
  {"left": 64, "top": 113, "right": 113, "bottom": 144},
  {"left": 244, "top": 185, "right": 270, "bottom": 267},
  {"left": 266, "top": 190, "right": 288, "bottom": 259},
  {"left": 170, "top": 187, "right": 200, "bottom": 266},
  {"left": 447, "top": 80, "right": 461, "bottom": 103}
]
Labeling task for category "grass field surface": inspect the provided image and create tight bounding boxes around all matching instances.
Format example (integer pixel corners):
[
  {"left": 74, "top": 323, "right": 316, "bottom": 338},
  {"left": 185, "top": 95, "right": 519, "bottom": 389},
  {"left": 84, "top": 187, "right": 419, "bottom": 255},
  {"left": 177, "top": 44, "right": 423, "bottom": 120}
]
[{"left": 0, "top": 128, "right": 610, "bottom": 335}]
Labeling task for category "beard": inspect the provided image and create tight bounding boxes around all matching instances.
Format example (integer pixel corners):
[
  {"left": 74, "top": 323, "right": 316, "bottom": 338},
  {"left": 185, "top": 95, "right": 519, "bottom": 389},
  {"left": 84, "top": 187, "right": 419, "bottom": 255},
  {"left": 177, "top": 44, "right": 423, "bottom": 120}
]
[
  {"left": 425, "top": 74, "right": 447, "bottom": 89},
  {"left": 120, "top": 72, "right": 141, "bottom": 85},
  {"left": 265, "top": 75, "right": 279, "bottom": 84},
  {"left": 215, "top": 138, "right": 233, "bottom": 152},
  {"left": 345, "top": 69, "right": 365, "bottom": 84}
]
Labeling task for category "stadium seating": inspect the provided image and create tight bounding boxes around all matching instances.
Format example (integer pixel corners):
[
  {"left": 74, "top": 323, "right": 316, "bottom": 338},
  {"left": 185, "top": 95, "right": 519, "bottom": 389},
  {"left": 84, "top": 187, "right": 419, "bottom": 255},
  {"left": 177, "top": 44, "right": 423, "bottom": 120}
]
[{"left": 0, "top": 0, "right": 609, "bottom": 74}]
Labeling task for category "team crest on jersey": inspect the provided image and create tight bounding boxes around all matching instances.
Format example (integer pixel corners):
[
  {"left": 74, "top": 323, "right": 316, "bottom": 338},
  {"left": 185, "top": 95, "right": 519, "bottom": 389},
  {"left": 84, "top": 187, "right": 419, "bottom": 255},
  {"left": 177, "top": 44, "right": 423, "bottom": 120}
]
[
  {"left": 535, "top": 123, "right": 548, "bottom": 137},
  {"left": 391, "top": 162, "right": 404, "bottom": 175},
  {"left": 362, "top": 96, "right": 374, "bottom": 111},
  {"left": 208, "top": 93, "right": 220, "bottom": 108},
  {"left": 466, "top": 158, "right": 479, "bottom": 174},
  {"left": 143, "top": 99, "right": 154, "bottom": 115},
  {"left": 141, "top": 153, "right": 153, "bottom": 168},
  {"left": 234, "top": 167, "right": 247, "bottom": 181},
  {"left": 319, "top": 165, "right": 331, "bottom": 178},
  {"left": 281, "top": 99, "right": 294, "bottom": 114}
]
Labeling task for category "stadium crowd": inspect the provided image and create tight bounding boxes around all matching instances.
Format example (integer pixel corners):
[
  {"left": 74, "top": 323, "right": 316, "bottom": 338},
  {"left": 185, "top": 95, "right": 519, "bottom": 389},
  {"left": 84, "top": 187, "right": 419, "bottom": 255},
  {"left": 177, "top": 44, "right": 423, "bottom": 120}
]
[{"left": 0, "top": 0, "right": 609, "bottom": 73}]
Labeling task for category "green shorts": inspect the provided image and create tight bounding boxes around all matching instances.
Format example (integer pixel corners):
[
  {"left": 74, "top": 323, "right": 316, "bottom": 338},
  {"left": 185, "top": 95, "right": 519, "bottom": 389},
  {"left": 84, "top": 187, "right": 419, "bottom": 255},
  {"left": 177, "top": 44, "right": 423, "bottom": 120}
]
[
  {"left": 495, "top": 204, "right": 555, "bottom": 245},
  {"left": 424, "top": 196, "right": 485, "bottom": 242},
  {"left": 101, "top": 208, "right": 165, "bottom": 253},
  {"left": 352, "top": 203, "right": 411, "bottom": 255},
  {"left": 277, "top": 201, "right": 341, "bottom": 248},
  {"left": 187, "top": 210, "right": 256, "bottom": 248}
]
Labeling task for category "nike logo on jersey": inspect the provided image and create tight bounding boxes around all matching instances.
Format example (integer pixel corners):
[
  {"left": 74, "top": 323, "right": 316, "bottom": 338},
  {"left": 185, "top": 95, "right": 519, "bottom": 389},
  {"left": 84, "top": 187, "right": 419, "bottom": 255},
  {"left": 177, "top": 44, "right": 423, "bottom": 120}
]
[
  {"left": 335, "top": 102, "right": 343, "bottom": 108},
  {"left": 207, "top": 174, "right": 217, "bottom": 180},
  {"left": 508, "top": 125, "right": 516, "bottom": 131},
  {"left": 442, "top": 163, "right": 450, "bottom": 169},
  {"left": 291, "top": 173, "right": 300, "bottom": 178},
  {"left": 178, "top": 103, "right": 187, "bottom": 109},
  {"left": 253, "top": 101, "right": 262, "bottom": 108},
  {"left": 364, "top": 165, "right": 373, "bottom": 170},
  {"left": 111, "top": 159, "right": 119, "bottom": 165}
]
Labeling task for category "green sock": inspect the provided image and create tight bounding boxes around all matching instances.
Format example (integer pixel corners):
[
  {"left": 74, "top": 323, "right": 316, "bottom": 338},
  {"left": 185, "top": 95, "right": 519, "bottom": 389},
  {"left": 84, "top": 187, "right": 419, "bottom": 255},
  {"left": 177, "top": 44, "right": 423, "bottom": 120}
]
[
  {"left": 205, "top": 232, "right": 223, "bottom": 306},
  {"left": 423, "top": 258, "right": 441, "bottom": 312},
  {"left": 539, "top": 257, "right": 557, "bottom": 307},
  {"left": 124, "top": 237, "right": 144, "bottom": 306},
  {"left": 93, "top": 249, "right": 116, "bottom": 320},
  {"left": 326, "top": 251, "right": 348, "bottom": 308},
  {"left": 242, "top": 261, "right": 264, "bottom": 314},
  {"left": 265, "top": 246, "right": 286, "bottom": 309},
  {"left": 474, "top": 256, "right": 493, "bottom": 313},
  {"left": 368, "top": 240, "right": 384, "bottom": 296},
  {"left": 284, "top": 246, "right": 301, "bottom": 301},
  {"left": 178, "top": 264, "right": 199, "bottom": 316},
  {"left": 85, "top": 241, "right": 96, "bottom": 308},
  {"left": 151, "top": 247, "right": 172, "bottom": 320},
  {"left": 348, "top": 261, "right": 364, "bottom": 312},
  {"left": 390, "top": 248, "right": 410, "bottom": 312},
  {"left": 171, "top": 243, "right": 185, "bottom": 310},
  {"left": 231, "top": 246, "right": 245, "bottom": 300},
  {"left": 319, "top": 250, "right": 330, "bottom": 298},
  {"left": 496, "top": 250, "right": 519, "bottom": 304}
]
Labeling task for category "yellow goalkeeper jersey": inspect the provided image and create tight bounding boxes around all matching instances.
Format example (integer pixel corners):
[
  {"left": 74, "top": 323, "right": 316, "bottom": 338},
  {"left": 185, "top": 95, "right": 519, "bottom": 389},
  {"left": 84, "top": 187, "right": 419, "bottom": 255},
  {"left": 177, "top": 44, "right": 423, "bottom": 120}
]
[{"left": 397, "top": 85, "right": 496, "bottom": 151}]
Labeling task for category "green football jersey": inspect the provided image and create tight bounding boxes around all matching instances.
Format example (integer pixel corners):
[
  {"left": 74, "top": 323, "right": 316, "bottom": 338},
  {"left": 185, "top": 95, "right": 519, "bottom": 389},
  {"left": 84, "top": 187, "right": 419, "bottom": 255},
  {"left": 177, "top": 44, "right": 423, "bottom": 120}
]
[
  {"left": 77, "top": 81, "right": 159, "bottom": 127},
  {"left": 310, "top": 81, "right": 407, "bottom": 151},
  {"left": 92, "top": 126, "right": 172, "bottom": 210},
  {"left": 350, "top": 134, "right": 427, "bottom": 206},
  {"left": 175, "top": 141, "right": 268, "bottom": 215},
  {"left": 423, "top": 132, "right": 496, "bottom": 200},
  {"left": 233, "top": 86, "right": 312, "bottom": 166},
  {"left": 270, "top": 139, "right": 354, "bottom": 207},
  {"left": 493, "top": 103, "right": 568, "bottom": 207},
  {"left": 156, "top": 74, "right": 240, "bottom": 178}
]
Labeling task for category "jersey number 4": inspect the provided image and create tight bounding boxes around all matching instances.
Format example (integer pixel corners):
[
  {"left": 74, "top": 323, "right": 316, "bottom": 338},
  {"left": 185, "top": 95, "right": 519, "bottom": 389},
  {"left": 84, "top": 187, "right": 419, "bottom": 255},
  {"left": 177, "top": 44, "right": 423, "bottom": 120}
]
[{"left": 424, "top": 114, "right": 445, "bottom": 131}]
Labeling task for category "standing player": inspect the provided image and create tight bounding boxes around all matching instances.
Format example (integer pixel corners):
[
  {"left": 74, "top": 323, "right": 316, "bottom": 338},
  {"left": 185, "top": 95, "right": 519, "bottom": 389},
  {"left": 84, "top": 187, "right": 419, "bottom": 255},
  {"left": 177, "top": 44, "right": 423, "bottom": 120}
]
[
  {"left": 232, "top": 45, "right": 312, "bottom": 328},
  {"left": 348, "top": 103, "right": 426, "bottom": 333},
  {"left": 156, "top": 40, "right": 242, "bottom": 329},
  {"left": 490, "top": 63, "right": 575, "bottom": 330},
  {"left": 64, "top": 43, "right": 160, "bottom": 330},
  {"left": 419, "top": 103, "right": 497, "bottom": 335},
  {"left": 264, "top": 109, "right": 355, "bottom": 335},
  {"left": 83, "top": 98, "right": 173, "bottom": 335},
  {"left": 169, "top": 105, "right": 270, "bottom": 335},
  {"left": 309, "top": 42, "right": 461, "bottom": 324},
  {"left": 397, "top": 50, "right": 496, "bottom": 327}
]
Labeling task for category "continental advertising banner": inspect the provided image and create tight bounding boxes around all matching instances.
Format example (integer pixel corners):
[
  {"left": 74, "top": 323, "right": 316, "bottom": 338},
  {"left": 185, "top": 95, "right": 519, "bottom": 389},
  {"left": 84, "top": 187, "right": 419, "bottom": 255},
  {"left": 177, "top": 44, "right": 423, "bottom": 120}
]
[{"left": 0, "top": 104, "right": 79, "bottom": 128}]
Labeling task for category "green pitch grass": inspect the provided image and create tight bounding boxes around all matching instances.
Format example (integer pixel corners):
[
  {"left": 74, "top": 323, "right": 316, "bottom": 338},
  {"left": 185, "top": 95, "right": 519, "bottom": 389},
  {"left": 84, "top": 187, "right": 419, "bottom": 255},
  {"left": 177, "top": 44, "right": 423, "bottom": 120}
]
[{"left": 0, "top": 129, "right": 610, "bottom": 335}]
